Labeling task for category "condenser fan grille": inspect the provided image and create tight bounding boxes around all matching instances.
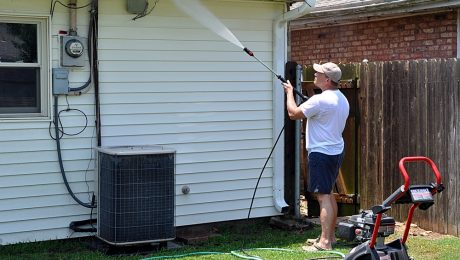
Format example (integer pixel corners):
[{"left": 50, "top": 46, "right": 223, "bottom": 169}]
[{"left": 97, "top": 146, "right": 175, "bottom": 245}]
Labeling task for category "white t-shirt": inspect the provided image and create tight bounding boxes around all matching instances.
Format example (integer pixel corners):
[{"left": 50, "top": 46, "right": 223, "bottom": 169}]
[{"left": 299, "top": 89, "right": 349, "bottom": 155}]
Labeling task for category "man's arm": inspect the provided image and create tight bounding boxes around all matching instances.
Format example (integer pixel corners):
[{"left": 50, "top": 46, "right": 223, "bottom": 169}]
[{"left": 283, "top": 80, "right": 306, "bottom": 120}]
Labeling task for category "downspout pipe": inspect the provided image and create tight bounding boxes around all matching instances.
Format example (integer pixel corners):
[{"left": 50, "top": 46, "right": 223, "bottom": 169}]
[
  {"left": 457, "top": 8, "right": 460, "bottom": 58},
  {"left": 272, "top": 0, "right": 316, "bottom": 213}
]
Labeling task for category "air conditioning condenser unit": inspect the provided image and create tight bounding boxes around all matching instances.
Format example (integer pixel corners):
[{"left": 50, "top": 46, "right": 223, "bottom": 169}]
[{"left": 96, "top": 145, "right": 175, "bottom": 245}]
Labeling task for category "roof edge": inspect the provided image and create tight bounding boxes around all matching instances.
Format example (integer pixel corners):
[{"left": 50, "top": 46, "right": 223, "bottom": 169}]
[{"left": 291, "top": 0, "right": 460, "bottom": 29}]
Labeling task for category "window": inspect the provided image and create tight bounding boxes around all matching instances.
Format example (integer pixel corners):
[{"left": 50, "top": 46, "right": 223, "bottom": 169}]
[{"left": 0, "top": 16, "right": 49, "bottom": 118}]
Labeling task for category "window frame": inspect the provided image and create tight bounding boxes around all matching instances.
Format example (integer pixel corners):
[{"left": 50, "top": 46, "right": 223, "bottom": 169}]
[{"left": 0, "top": 14, "right": 50, "bottom": 120}]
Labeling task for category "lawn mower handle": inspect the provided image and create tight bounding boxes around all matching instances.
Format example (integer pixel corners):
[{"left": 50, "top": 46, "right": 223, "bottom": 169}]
[
  {"left": 370, "top": 156, "right": 442, "bottom": 249},
  {"left": 381, "top": 156, "right": 441, "bottom": 209},
  {"left": 398, "top": 156, "right": 443, "bottom": 245},
  {"left": 398, "top": 156, "right": 442, "bottom": 192}
]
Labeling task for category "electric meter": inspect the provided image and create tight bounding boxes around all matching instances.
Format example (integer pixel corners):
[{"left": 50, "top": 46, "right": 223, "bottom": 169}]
[
  {"left": 60, "top": 35, "right": 86, "bottom": 67},
  {"left": 65, "top": 39, "right": 84, "bottom": 58}
]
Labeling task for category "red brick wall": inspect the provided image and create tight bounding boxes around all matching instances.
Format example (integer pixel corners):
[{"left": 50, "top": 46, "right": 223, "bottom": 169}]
[{"left": 290, "top": 11, "right": 458, "bottom": 65}]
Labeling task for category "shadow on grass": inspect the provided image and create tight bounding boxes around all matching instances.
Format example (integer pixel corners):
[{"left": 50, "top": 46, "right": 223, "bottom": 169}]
[{"left": 10, "top": 217, "right": 458, "bottom": 259}]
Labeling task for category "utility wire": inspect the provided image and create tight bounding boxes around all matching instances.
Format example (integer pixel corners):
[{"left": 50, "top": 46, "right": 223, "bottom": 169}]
[
  {"left": 132, "top": 0, "right": 160, "bottom": 20},
  {"left": 50, "top": 0, "right": 92, "bottom": 18}
]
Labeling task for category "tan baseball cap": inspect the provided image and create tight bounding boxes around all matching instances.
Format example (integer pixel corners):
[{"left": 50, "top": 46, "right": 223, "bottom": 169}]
[{"left": 313, "top": 62, "right": 342, "bottom": 83}]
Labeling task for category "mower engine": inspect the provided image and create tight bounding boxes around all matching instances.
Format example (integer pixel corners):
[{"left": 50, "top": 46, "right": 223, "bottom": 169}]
[{"left": 338, "top": 210, "right": 396, "bottom": 244}]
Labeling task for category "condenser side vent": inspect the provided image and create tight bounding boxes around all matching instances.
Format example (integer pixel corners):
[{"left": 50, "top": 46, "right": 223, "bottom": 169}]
[{"left": 96, "top": 145, "right": 175, "bottom": 245}]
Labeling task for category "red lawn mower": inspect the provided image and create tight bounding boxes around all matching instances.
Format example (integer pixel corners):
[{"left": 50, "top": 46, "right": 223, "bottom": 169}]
[{"left": 337, "top": 156, "right": 445, "bottom": 260}]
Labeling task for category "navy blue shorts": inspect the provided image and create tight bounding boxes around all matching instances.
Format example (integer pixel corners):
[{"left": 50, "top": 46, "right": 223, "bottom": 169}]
[{"left": 307, "top": 152, "right": 344, "bottom": 194}]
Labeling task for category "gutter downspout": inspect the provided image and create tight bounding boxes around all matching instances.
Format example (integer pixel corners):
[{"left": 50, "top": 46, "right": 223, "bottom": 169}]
[
  {"left": 272, "top": 0, "right": 316, "bottom": 213},
  {"left": 457, "top": 8, "right": 460, "bottom": 58}
]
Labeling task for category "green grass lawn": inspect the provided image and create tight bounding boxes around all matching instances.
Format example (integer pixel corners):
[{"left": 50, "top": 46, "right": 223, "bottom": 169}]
[{"left": 0, "top": 218, "right": 459, "bottom": 260}]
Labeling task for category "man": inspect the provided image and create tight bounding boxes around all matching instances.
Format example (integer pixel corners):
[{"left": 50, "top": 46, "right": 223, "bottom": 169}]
[{"left": 282, "top": 62, "right": 349, "bottom": 251}]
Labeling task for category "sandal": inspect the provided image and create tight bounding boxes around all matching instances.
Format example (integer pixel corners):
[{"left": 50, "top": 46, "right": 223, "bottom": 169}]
[
  {"left": 302, "top": 242, "right": 332, "bottom": 252},
  {"left": 306, "top": 237, "right": 319, "bottom": 245},
  {"left": 306, "top": 236, "right": 337, "bottom": 246}
]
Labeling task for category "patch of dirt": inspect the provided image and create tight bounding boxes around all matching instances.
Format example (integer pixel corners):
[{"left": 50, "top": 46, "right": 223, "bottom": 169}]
[{"left": 394, "top": 222, "right": 446, "bottom": 240}]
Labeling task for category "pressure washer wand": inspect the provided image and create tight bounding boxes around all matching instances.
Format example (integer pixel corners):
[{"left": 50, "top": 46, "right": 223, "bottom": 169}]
[{"left": 244, "top": 47, "right": 308, "bottom": 102}]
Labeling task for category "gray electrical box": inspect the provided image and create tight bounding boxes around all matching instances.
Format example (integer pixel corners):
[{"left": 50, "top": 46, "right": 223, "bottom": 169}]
[
  {"left": 52, "top": 68, "right": 69, "bottom": 95},
  {"left": 127, "top": 0, "right": 147, "bottom": 14},
  {"left": 60, "top": 35, "right": 86, "bottom": 67}
]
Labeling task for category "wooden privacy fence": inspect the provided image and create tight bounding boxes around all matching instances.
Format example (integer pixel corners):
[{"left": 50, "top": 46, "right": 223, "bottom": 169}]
[{"left": 360, "top": 58, "right": 460, "bottom": 236}]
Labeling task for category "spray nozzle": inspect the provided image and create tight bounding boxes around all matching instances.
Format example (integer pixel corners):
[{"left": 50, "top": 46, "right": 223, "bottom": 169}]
[
  {"left": 243, "top": 46, "right": 308, "bottom": 102},
  {"left": 243, "top": 47, "right": 254, "bottom": 56}
]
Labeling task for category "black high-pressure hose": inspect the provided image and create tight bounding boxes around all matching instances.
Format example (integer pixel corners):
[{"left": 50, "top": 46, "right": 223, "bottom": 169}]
[
  {"left": 238, "top": 119, "right": 288, "bottom": 259},
  {"left": 240, "top": 49, "right": 309, "bottom": 256},
  {"left": 243, "top": 46, "right": 309, "bottom": 220},
  {"left": 246, "top": 120, "right": 289, "bottom": 220}
]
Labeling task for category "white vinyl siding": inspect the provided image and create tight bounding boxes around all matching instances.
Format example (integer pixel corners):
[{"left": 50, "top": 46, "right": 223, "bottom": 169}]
[
  {"left": 1, "top": 1, "right": 100, "bottom": 245},
  {"left": 0, "top": 0, "right": 283, "bottom": 245},
  {"left": 98, "top": 0, "right": 282, "bottom": 226}
]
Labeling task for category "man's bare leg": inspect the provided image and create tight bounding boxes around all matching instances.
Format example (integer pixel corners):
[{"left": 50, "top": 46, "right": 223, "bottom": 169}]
[
  {"left": 330, "top": 195, "right": 337, "bottom": 244},
  {"left": 316, "top": 194, "right": 335, "bottom": 249}
]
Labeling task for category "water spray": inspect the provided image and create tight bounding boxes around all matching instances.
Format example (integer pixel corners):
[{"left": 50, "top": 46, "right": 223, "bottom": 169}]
[
  {"left": 243, "top": 47, "right": 308, "bottom": 102},
  {"left": 172, "top": 0, "right": 308, "bottom": 102}
]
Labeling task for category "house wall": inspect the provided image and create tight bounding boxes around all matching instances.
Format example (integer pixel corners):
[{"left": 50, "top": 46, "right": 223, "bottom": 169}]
[
  {"left": 0, "top": 0, "right": 284, "bottom": 245},
  {"left": 290, "top": 11, "right": 458, "bottom": 64}
]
